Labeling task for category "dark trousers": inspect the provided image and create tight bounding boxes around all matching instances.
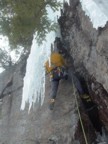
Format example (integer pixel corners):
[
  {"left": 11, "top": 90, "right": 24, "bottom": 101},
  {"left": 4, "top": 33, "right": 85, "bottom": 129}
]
[{"left": 50, "top": 80, "right": 59, "bottom": 99}]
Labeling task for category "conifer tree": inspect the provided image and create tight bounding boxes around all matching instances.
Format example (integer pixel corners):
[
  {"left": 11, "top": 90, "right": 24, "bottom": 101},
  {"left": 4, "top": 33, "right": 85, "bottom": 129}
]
[{"left": 0, "top": 0, "right": 61, "bottom": 49}]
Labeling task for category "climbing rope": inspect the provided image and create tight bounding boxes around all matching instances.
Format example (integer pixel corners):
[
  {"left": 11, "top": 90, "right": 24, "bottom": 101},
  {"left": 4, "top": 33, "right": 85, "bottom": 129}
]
[{"left": 72, "top": 76, "right": 88, "bottom": 144}]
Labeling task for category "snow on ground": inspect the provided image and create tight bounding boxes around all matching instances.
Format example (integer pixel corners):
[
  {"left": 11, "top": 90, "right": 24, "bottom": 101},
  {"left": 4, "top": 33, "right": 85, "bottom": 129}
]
[{"left": 80, "top": 0, "right": 108, "bottom": 29}]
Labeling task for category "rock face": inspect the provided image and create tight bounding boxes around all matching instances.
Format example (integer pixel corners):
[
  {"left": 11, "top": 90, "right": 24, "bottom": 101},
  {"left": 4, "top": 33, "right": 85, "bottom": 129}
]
[
  {"left": 0, "top": 60, "right": 79, "bottom": 144},
  {"left": 0, "top": 63, "right": 97, "bottom": 144},
  {"left": 58, "top": 0, "right": 108, "bottom": 133},
  {"left": 0, "top": 0, "right": 108, "bottom": 144}
]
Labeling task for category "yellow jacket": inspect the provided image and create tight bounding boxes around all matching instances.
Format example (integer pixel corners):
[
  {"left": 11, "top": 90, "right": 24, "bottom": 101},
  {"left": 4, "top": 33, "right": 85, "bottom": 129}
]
[{"left": 45, "top": 52, "right": 65, "bottom": 73}]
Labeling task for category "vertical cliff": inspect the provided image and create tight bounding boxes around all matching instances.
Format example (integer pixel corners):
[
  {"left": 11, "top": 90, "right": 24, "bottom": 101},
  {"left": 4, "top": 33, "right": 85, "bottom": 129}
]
[
  {"left": 0, "top": 57, "right": 80, "bottom": 144},
  {"left": 58, "top": 0, "right": 108, "bottom": 136},
  {"left": 0, "top": 0, "right": 108, "bottom": 144}
]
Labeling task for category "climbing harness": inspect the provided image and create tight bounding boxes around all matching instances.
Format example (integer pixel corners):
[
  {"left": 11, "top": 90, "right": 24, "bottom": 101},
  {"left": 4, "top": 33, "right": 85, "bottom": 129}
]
[
  {"left": 72, "top": 76, "right": 88, "bottom": 144},
  {"left": 50, "top": 66, "right": 67, "bottom": 81}
]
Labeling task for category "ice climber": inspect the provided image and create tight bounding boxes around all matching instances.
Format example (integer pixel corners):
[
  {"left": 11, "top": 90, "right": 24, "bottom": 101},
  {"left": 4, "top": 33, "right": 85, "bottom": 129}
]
[{"left": 45, "top": 49, "right": 68, "bottom": 110}]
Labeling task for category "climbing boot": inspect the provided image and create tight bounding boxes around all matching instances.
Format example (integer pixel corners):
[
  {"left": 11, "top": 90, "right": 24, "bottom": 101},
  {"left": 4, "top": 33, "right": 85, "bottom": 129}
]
[{"left": 49, "top": 99, "right": 55, "bottom": 110}]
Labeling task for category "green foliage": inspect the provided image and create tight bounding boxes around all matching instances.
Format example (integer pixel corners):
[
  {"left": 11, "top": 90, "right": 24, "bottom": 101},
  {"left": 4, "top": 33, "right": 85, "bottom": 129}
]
[{"left": 0, "top": 0, "right": 61, "bottom": 49}]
